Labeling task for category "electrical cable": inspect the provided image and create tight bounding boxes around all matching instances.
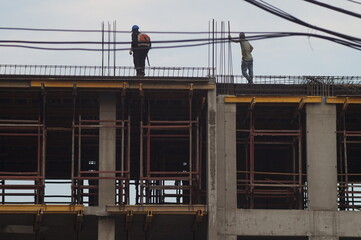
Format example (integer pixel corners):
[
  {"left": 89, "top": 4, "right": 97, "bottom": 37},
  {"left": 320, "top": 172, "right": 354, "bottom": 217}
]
[
  {"left": 0, "top": 27, "right": 211, "bottom": 35},
  {"left": 303, "top": 0, "right": 361, "bottom": 18},
  {"left": 0, "top": 31, "right": 360, "bottom": 51},
  {"left": 243, "top": 0, "right": 361, "bottom": 44},
  {"left": 345, "top": 0, "right": 361, "bottom": 5}
]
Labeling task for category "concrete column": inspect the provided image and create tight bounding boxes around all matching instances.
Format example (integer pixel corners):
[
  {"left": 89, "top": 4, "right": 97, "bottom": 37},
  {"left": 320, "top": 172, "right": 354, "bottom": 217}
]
[
  {"left": 98, "top": 93, "right": 116, "bottom": 240},
  {"left": 99, "top": 93, "right": 117, "bottom": 207},
  {"left": 306, "top": 102, "right": 337, "bottom": 240},
  {"left": 98, "top": 217, "right": 115, "bottom": 240},
  {"left": 207, "top": 89, "right": 218, "bottom": 240},
  {"left": 216, "top": 96, "right": 237, "bottom": 240},
  {"left": 306, "top": 102, "right": 337, "bottom": 211}
]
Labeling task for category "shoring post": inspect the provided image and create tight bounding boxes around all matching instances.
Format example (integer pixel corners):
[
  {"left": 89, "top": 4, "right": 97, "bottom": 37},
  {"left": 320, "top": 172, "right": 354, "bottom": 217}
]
[
  {"left": 33, "top": 209, "right": 44, "bottom": 237},
  {"left": 343, "top": 113, "right": 350, "bottom": 209},
  {"left": 196, "top": 115, "right": 200, "bottom": 203},
  {"left": 125, "top": 210, "right": 133, "bottom": 240},
  {"left": 144, "top": 211, "right": 153, "bottom": 232},
  {"left": 189, "top": 85, "right": 193, "bottom": 204},
  {"left": 298, "top": 112, "right": 304, "bottom": 209},
  {"left": 127, "top": 110, "right": 131, "bottom": 204},
  {"left": 139, "top": 93, "right": 144, "bottom": 204},
  {"left": 71, "top": 83, "right": 77, "bottom": 204},
  {"left": 249, "top": 109, "right": 255, "bottom": 209},
  {"left": 75, "top": 210, "right": 84, "bottom": 239},
  {"left": 192, "top": 210, "right": 204, "bottom": 232},
  {"left": 146, "top": 101, "right": 152, "bottom": 204},
  {"left": 77, "top": 102, "right": 83, "bottom": 204},
  {"left": 40, "top": 83, "right": 46, "bottom": 204}
]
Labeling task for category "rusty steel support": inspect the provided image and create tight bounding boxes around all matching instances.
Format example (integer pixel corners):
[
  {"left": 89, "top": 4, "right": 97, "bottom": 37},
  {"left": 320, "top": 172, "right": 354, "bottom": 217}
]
[
  {"left": 71, "top": 93, "right": 130, "bottom": 206},
  {"left": 249, "top": 110, "right": 255, "bottom": 209},
  {"left": 336, "top": 107, "right": 361, "bottom": 211},
  {"left": 139, "top": 92, "right": 203, "bottom": 205},
  {"left": 71, "top": 87, "right": 77, "bottom": 204},
  {"left": 0, "top": 93, "right": 45, "bottom": 204},
  {"left": 237, "top": 104, "right": 305, "bottom": 209}
]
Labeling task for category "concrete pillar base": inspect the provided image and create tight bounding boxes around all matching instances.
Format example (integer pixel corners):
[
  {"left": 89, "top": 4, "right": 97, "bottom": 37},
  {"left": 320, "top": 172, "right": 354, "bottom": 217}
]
[{"left": 98, "top": 217, "right": 115, "bottom": 240}]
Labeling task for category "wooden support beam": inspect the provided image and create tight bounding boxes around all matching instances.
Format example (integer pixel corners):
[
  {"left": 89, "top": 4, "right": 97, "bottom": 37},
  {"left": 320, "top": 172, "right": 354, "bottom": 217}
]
[
  {"left": 192, "top": 210, "right": 204, "bottom": 232},
  {"left": 107, "top": 204, "right": 207, "bottom": 215},
  {"left": 30, "top": 80, "right": 214, "bottom": 90},
  {"left": 75, "top": 210, "right": 84, "bottom": 233},
  {"left": 293, "top": 97, "right": 305, "bottom": 118},
  {"left": 144, "top": 211, "right": 153, "bottom": 232},
  {"left": 125, "top": 210, "right": 133, "bottom": 231},
  {"left": 342, "top": 97, "right": 349, "bottom": 112},
  {"left": 33, "top": 209, "right": 43, "bottom": 233},
  {"left": 326, "top": 97, "right": 361, "bottom": 104},
  {"left": 0, "top": 204, "right": 84, "bottom": 214},
  {"left": 224, "top": 96, "right": 322, "bottom": 104}
]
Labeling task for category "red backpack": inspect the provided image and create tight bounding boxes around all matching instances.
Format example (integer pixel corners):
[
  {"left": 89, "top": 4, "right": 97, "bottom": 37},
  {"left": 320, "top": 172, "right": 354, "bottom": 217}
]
[{"left": 138, "top": 33, "right": 151, "bottom": 48}]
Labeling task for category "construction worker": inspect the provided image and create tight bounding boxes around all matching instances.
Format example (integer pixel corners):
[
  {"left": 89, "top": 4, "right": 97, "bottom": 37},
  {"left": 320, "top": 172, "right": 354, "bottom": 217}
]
[
  {"left": 229, "top": 32, "right": 254, "bottom": 84},
  {"left": 129, "top": 25, "right": 151, "bottom": 76}
]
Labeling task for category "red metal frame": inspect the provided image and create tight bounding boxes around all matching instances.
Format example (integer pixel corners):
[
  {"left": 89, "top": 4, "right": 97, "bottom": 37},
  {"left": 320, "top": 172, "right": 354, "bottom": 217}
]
[
  {"left": 236, "top": 108, "right": 306, "bottom": 209},
  {"left": 337, "top": 110, "right": 361, "bottom": 211},
  {"left": 139, "top": 95, "right": 203, "bottom": 205},
  {"left": 0, "top": 118, "right": 45, "bottom": 204},
  {"left": 71, "top": 94, "right": 130, "bottom": 206}
]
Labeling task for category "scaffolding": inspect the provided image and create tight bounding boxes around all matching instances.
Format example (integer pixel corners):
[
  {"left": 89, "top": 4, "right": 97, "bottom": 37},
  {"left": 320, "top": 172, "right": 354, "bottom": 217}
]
[
  {"left": 71, "top": 93, "right": 131, "bottom": 205},
  {"left": 0, "top": 93, "right": 45, "bottom": 204},
  {"left": 236, "top": 104, "right": 306, "bottom": 209},
  {"left": 138, "top": 92, "right": 205, "bottom": 205},
  {"left": 337, "top": 104, "right": 361, "bottom": 211}
]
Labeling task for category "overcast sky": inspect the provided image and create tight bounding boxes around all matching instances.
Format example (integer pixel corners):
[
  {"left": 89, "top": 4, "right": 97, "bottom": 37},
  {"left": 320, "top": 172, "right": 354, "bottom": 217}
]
[{"left": 0, "top": 0, "right": 360, "bottom": 76}]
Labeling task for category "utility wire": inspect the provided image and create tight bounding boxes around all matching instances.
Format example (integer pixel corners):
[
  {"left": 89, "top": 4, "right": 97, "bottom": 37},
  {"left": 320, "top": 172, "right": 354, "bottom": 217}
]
[
  {"left": 303, "top": 0, "right": 361, "bottom": 18},
  {"left": 243, "top": 0, "right": 361, "bottom": 44},
  {"left": 0, "top": 27, "right": 211, "bottom": 35},
  {"left": 0, "top": 32, "right": 359, "bottom": 46},
  {"left": 345, "top": 0, "right": 361, "bottom": 5},
  {"left": 0, "top": 32, "right": 360, "bottom": 51}
]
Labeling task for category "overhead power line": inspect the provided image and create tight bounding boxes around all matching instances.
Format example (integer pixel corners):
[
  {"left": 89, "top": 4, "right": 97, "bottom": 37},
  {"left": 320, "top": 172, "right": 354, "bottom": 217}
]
[
  {"left": 0, "top": 27, "right": 210, "bottom": 35},
  {"left": 243, "top": 0, "right": 361, "bottom": 44},
  {"left": 303, "top": 0, "right": 361, "bottom": 18},
  {"left": 0, "top": 31, "right": 360, "bottom": 51},
  {"left": 345, "top": 0, "right": 361, "bottom": 5}
]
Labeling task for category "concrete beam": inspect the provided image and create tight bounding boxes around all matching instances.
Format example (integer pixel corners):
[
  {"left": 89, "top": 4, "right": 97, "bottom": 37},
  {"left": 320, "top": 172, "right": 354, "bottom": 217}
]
[
  {"left": 338, "top": 211, "right": 361, "bottom": 236},
  {"left": 106, "top": 204, "right": 207, "bottom": 215},
  {"left": 233, "top": 209, "right": 310, "bottom": 236},
  {"left": 231, "top": 209, "right": 361, "bottom": 238}
]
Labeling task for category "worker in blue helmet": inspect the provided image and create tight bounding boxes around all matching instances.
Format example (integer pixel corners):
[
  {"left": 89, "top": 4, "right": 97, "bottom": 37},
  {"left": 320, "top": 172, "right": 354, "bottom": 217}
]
[
  {"left": 129, "top": 25, "right": 151, "bottom": 76},
  {"left": 132, "top": 25, "right": 139, "bottom": 31}
]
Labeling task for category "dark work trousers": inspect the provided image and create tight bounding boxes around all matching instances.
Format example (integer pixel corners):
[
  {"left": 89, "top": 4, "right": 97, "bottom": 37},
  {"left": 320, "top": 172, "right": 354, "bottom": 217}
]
[{"left": 133, "top": 49, "right": 149, "bottom": 76}]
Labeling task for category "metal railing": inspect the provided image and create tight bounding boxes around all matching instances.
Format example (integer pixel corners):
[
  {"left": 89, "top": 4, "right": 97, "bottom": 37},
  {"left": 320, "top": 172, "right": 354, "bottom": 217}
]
[
  {"left": 216, "top": 75, "right": 361, "bottom": 96},
  {"left": 338, "top": 181, "right": 361, "bottom": 211},
  {"left": 0, "top": 64, "right": 359, "bottom": 96},
  {"left": 0, "top": 64, "right": 213, "bottom": 78}
]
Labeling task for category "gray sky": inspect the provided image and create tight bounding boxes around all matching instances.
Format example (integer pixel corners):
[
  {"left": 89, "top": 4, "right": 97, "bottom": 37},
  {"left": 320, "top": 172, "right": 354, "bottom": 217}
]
[{"left": 0, "top": 0, "right": 360, "bottom": 76}]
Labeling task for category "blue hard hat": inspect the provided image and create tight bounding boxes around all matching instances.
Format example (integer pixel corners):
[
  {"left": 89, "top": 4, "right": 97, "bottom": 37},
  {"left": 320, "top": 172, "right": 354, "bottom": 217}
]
[{"left": 132, "top": 25, "right": 139, "bottom": 30}]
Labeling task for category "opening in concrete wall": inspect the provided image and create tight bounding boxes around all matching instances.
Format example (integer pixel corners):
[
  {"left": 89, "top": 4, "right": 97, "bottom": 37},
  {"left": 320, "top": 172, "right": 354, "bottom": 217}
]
[
  {"left": 337, "top": 104, "right": 361, "bottom": 211},
  {"left": 236, "top": 103, "right": 307, "bottom": 209},
  {"left": 0, "top": 89, "right": 208, "bottom": 206}
]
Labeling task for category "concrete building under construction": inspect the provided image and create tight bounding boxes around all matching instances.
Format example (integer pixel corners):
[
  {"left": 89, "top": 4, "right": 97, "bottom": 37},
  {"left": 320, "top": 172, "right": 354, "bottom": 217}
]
[{"left": 1, "top": 64, "right": 361, "bottom": 240}]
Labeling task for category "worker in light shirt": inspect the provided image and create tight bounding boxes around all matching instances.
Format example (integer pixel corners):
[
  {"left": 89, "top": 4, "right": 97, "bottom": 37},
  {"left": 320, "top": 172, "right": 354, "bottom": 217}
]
[{"left": 229, "top": 32, "right": 254, "bottom": 84}]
